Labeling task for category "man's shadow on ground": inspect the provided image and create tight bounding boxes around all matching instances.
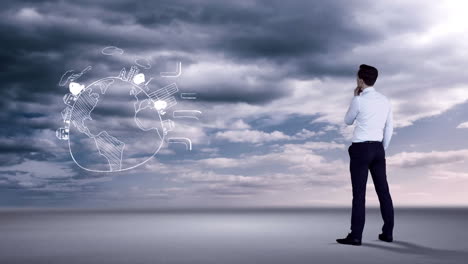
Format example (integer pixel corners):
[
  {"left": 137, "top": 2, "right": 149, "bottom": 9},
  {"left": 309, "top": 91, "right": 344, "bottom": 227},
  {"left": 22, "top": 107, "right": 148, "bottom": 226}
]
[{"left": 363, "top": 240, "right": 468, "bottom": 260}]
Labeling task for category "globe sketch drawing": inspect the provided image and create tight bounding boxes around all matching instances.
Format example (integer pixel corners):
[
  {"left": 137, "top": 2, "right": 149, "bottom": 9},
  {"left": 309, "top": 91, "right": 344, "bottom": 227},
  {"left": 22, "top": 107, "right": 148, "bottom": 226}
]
[
  {"left": 58, "top": 66, "right": 179, "bottom": 172},
  {"left": 68, "top": 77, "right": 159, "bottom": 172},
  {"left": 56, "top": 47, "right": 198, "bottom": 172}
]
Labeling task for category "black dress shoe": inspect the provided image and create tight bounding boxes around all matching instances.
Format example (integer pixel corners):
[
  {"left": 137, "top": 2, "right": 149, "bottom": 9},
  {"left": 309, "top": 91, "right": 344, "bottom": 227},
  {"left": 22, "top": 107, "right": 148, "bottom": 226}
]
[
  {"left": 336, "top": 233, "right": 362, "bottom": 246},
  {"left": 378, "top": 233, "right": 393, "bottom": 242}
]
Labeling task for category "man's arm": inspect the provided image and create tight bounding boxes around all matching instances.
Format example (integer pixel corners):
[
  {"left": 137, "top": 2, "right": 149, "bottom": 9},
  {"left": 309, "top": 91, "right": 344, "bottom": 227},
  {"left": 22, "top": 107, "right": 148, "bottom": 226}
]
[
  {"left": 344, "top": 97, "right": 359, "bottom": 125},
  {"left": 383, "top": 103, "right": 393, "bottom": 150}
]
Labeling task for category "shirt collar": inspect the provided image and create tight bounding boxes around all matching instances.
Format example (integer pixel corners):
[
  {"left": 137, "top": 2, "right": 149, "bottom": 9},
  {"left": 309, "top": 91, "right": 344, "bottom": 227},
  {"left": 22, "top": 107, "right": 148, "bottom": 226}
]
[{"left": 361, "top": 87, "right": 375, "bottom": 94}]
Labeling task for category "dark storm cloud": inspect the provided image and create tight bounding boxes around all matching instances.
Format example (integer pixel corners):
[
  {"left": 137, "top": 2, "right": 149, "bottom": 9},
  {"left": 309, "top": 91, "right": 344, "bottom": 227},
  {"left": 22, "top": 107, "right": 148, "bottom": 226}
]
[
  {"left": 0, "top": 0, "right": 438, "bottom": 205},
  {"left": 0, "top": 2, "right": 353, "bottom": 94},
  {"left": 0, "top": 0, "right": 430, "bottom": 113},
  {"left": 0, "top": 0, "right": 426, "bottom": 138},
  {"left": 0, "top": 139, "right": 40, "bottom": 153},
  {"left": 193, "top": 80, "right": 288, "bottom": 104},
  {"left": 0, "top": 0, "right": 367, "bottom": 136}
]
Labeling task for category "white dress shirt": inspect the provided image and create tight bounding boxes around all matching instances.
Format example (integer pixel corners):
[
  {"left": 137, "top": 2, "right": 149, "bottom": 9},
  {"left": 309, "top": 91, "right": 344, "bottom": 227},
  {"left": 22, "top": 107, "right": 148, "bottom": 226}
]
[{"left": 344, "top": 87, "right": 393, "bottom": 149}]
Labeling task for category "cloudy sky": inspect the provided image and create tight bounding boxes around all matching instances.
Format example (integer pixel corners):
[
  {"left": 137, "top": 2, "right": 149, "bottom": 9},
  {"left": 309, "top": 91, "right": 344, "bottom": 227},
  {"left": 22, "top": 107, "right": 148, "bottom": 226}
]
[{"left": 1, "top": 0, "right": 468, "bottom": 208}]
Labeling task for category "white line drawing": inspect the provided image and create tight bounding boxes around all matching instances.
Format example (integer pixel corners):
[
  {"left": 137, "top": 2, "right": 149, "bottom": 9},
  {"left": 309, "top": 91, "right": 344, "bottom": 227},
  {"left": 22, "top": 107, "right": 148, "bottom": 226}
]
[
  {"left": 162, "top": 120, "right": 174, "bottom": 135},
  {"left": 127, "top": 66, "right": 139, "bottom": 82},
  {"left": 102, "top": 46, "right": 124, "bottom": 56},
  {"left": 160, "top": 62, "right": 182, "bottom": 77},
  {"left": 173, "top": 110, "right": 202, "bottom": 120},
  {"left": 144, "top": 77, "right": 153, "bottom": 86},
  {"left": 118, "top": 67, "right": 127, "bottom": 80},
  {"left": 57, "top": 48, "right": 201, "bottom": 172},
  {"left": 97, "top": 79, "right": 114, "bottom": 94},
  {"left": 163, "top": 97, "right": 177, "bottom": 109},
  {"left": 148, "top": 83, "right": 179, "bottom": 109},
  {"left": 66, "top": 76, "right": 166, "bottom": 173},
  {"left": 180, "top": 93, "right": 197, "bottom": 100},
  {"left": 59, "top": 70, "right": 74, "bottom": 86},
  {"left": 69, "top": 88, "right": 99, "bottom": 138},
  {"left": 153, "top": 100, "right": 168, "bottom": 115},
  {"left": 93, "top": 131, "right": 125, "bottom": 171},
  {"left": 56, "top": 127, "right": 69, "bottom": 140},
  {"left": 59, "top": 66, "right": 92, "bottom": 86},
  {"left": 150, "top": 83, "right": 179, "bottom": 97},
  {"left": 61, "top": 107, "right": 72, "bottom": 125},
  {"left": 118, "top": 65, "right": 141, "bottom": 82},
  {"left": 63, "top": 93, "right": 77, "bottom": 107},
  {"left": 134, "top": 58, "right": 151, "bottom": 69},
  {"left": 168, "top": 137, "right": 192, "bottom": 151},
  {"left": 69, "top": 82, "right": 85, "bottom": 96},
  {"left": 133, "top": 73, "right": 146, "bottom": 85}
]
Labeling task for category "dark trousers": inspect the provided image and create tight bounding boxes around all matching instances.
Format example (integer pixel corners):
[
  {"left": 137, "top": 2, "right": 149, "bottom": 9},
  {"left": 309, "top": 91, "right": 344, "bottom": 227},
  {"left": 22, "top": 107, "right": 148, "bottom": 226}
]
[{"left": 348, "top": 142, "right": 394, "bottom": 239}]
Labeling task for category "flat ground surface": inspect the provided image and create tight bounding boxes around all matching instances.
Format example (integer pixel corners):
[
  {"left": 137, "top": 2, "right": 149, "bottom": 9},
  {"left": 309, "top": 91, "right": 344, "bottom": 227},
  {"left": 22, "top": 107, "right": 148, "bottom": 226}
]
[{"left": 1, "top": 208, "right": 467, "bottom": 264}]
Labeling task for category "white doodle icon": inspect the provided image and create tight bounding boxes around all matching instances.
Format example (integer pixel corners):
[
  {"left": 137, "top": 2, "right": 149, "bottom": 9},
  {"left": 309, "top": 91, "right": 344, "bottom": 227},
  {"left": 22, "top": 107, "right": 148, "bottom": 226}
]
[
  {"left": 154, "top": 100, "right": 168, "bottom": 115},
  {"left": 133, "top": 73, "right": 145, "bottom": 85},
  {"left": 56, "top": 46, "right": 202, "bottom": 172},
  {"left": 69, "top": 82, "right": 85, "bottom": 95}
]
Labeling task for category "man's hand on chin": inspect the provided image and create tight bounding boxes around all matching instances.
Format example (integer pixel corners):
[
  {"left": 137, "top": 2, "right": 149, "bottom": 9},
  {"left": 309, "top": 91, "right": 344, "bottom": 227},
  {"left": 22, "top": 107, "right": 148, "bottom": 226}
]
[{"left": 354, "top": 86, "right": 363, "bottom": 96}]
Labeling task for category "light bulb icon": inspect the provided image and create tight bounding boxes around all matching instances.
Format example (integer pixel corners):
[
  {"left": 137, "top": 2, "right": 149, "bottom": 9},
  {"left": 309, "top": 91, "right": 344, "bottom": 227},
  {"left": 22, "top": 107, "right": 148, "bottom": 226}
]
[
  {"left": 133, "top": 73, "right": 145, "bottom": 85},
  {"left": 154, "top": 100, "right": 167, "bottom": 115},
  {"left": 69, "top": 82, "right": 85, "bottom": 95}
]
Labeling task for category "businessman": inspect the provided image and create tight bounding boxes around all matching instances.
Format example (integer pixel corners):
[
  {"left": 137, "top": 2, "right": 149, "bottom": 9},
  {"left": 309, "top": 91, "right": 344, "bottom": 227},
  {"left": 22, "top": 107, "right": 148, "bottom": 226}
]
[{"left": 336, "top": 64, "right": 394, "bottom": 246}]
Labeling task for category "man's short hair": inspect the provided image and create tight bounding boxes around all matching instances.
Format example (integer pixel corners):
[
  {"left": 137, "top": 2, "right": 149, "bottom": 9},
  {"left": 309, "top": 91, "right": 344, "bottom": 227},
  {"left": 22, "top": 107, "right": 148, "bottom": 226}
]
[{"left": 358, "top": 64, "right": 378, "bottom": 86}]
